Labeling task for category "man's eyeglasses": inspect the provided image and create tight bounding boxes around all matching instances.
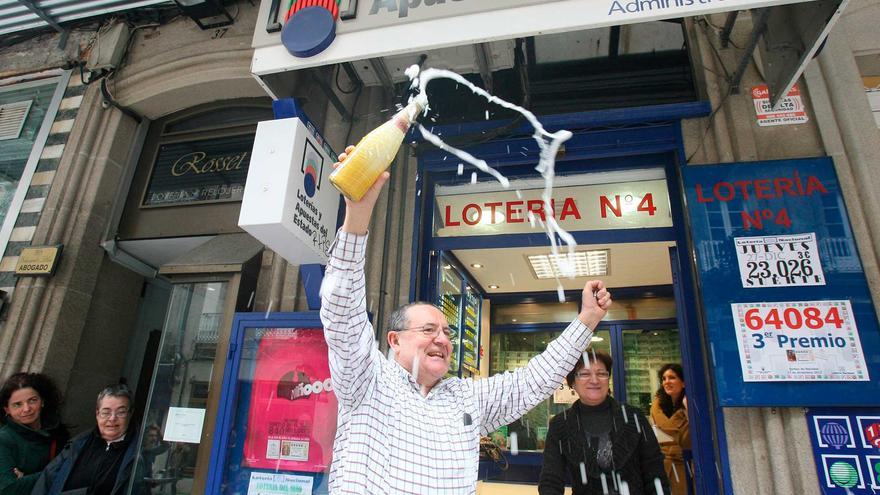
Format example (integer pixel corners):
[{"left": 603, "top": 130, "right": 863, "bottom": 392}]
[
  {"left": 97, "top": 408, "right": 129, "bottom": 419},
  {"left": 394, "top": 324, "right": 456, "bottom": 340},
  {"left": 575, "top": 371, "right": 611, "bottom": 381}
]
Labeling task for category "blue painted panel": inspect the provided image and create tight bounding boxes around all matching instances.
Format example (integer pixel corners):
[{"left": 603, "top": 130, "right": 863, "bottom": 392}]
[
  {"left": 410, "top": 101, "right": 711, "bottom": 147},
  {"left": 682, "top": 157, "right": 880, "bottom": 406},
  {"left": 420, "top": 123, "right": 680, "bottom": 168},
  {"left": 667, "top": 147, "right": 724, "bottom": 494},
  {"left": 207, "top": 312, "right": 330, "bottom": 494},
  {"left": 806, "top": 407, "right": 880, "bottom": 494},
  {"left": 300, "top": 264, "right": 325, "bottom": 310}
]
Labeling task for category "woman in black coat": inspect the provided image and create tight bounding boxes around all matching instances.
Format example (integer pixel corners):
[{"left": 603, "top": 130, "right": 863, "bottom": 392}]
[{"left": 539, "top": 351, "right": 670, "bottom": 495}]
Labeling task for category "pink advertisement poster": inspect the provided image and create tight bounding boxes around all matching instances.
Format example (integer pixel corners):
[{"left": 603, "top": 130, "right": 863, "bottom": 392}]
[{"left": 243, "top": 328, "right": 337, "bottom": 472}]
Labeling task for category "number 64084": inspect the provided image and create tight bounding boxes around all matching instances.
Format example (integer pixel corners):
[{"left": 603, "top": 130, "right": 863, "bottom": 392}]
[{"left": 743, "top": 306, "right": 844, "bottom": 331}]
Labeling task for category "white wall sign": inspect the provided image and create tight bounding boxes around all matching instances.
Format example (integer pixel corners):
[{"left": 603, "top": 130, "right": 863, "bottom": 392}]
[
  {"left": 253, "top": 0, "right": 819, "bottom": 76},
  {"left": 731, "top": 300, "right": 869, "bottom": 382},
  {"left": 163, "top": 407, "right": 206, "bottom": 444},
  {"left": 752, "top": 84, "right": 809, "bottom": 126},
  {"left": 247, "top": 472, "right": 314, "bottom": 495},
  {"left": 434, "top": 179, "right": 671, "bottom": 237},
  {"left": 239, "top": 118, "right": 339, "bottom": 265},
  {"left": 734, "top": 232, "right": 825, "bottom": 288}
]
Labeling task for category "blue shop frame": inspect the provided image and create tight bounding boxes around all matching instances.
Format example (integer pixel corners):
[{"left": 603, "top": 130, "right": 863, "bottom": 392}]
[
  {"left": 207, "top": 311, "right": 332, "bottom": 494},
  {"left": 682, "top": 158, "right": 880, "bottom": 407},
  {"left": 408, "top": 102, "right": 722, "bottom": 494}
]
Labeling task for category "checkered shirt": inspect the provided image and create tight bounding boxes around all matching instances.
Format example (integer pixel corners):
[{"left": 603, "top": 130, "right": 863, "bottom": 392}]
[{"left": 320, "top": 231, "right": 594, "bottom": 494}]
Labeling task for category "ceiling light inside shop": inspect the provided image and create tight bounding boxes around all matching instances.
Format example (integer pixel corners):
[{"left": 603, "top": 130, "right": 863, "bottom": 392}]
[
  {"left": 488, "top": 284, "right": 499, "bottom": 289},
  {"left": 470, "top": 263, "right": 484, "bottom": 268},
  {"left": 527, "top": 250, "right": 609, "bottom": 279}
]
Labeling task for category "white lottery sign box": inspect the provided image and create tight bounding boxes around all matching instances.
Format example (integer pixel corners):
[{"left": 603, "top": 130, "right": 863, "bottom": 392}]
[{"left": 239, "top": 118, "right": 339, "bottom": 265}]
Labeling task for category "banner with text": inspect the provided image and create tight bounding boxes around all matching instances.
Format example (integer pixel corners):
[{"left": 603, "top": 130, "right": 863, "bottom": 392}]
[
  {"left": 243, "top": 329, "right": 337, "bottom": 473},
  {"left": 253, "top": 0, "right": 820, "bottom": 75},
  {"left": 434, "top": 179, "right": 671, "bottom": 237},
  {"left": 683, "top": 157, "right": 880, "bottom": 406},
  {"left": 732, "top": 300, "right": 867, "bottom": 382}
]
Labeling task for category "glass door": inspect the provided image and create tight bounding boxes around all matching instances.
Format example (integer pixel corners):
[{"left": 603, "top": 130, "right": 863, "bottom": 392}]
[
  {"left": 620, "top": 326, "right": 682, "bottom": 414},
  {"left": 434, "top": 253, "right": 482, "bottom": 378},
  {"left": 436, "top": 258, "right": 463, "bottom": 376},
  {"left": 133, "top": 279, "right": 233, "bottom": 495}
]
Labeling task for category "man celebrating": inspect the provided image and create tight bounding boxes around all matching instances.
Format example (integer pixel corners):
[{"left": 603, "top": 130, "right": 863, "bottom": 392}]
[{"left": 321, "top": 150, "right": 612, "bottom": 494}]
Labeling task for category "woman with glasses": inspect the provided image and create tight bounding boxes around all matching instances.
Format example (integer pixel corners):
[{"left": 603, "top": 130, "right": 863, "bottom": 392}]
[
  {"left": 32, "top": 384, "right": 145, "bottom": 495},
  {"left": 0, "top": 373, "right": 69, "bottom": 495},
  {"left": 539, "top": 351, "right": 669, "bottom": 495},
  {"left": 650, "top": 364, "right": 691, "bottom": 495}
]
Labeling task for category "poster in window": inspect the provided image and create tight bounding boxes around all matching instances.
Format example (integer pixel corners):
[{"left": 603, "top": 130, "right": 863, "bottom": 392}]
[{"left": 243, "top": 328, "right": 337, "bottom": 472}]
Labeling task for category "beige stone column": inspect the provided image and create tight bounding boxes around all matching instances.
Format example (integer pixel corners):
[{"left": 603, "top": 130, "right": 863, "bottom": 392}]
[
  {"left": 684, "top": 13, "right": 836, "bottom": 495},
  {"left": 0, "top": 85, "right": 139, "bottom": 385}
]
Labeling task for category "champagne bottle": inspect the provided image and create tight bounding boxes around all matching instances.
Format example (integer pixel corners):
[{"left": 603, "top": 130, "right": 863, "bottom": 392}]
[{"left": 329, "top": 100, "right": 424, "bottom": 201}]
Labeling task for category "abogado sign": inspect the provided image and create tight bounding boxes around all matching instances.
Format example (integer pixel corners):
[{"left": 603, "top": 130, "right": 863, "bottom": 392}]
[{"left": 238, "top": 118, "right": 339, "bottom": 265}]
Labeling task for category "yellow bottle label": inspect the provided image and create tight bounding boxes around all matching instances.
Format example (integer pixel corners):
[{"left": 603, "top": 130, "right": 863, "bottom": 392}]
[{"left": 329, "top": 118, "right": 408, "bottom": 201}]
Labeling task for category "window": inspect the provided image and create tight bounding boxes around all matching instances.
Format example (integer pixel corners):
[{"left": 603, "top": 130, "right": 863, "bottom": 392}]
[{"left": 0, "top": 74, "right": 67, "bottom": 255}]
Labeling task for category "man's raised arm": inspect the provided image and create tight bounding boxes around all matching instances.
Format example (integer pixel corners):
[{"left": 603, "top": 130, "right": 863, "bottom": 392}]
[
  {"left": 320, "top": 147, "right": 390, "bottom": 409},
  {"left": 473, "top": 280, "right": 612, "bottom": 433}
]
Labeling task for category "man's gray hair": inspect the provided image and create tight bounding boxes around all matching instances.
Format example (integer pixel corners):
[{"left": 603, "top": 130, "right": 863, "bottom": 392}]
[
  {"left": 96, "top": 383, "right": 133, "bottom": 409},
  {"left": 385, "top": 301, "right": 436, "bottom": 333}
]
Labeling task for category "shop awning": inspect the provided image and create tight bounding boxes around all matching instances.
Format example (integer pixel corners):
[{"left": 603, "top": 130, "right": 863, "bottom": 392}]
[
  {"left": 0, "top": 0, "right": 171, "bottom": 37},
  {"left": 251, "top": 0, "right": 847, "bottom": 108}
]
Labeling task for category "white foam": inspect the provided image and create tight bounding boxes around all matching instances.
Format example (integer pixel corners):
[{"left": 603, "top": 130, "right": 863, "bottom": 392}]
[{"left": 409, "top": 69, "right": 578, "bottom": 295}]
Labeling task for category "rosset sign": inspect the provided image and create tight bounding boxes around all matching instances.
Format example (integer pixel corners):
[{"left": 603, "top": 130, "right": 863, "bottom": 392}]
[{"left": 143, "top": 135, "right": 252, "bottom": 207}]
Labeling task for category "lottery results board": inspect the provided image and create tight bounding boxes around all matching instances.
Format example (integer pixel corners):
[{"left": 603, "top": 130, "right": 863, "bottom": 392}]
[
  {"left": 734, "top": 233, "right": 826, "bottom": 288},
  {"left": 732, "top": 300, "right": 867, "bottom": 381},
  {"left": 683, "top": 157, "right": 880, "bottom": 406}
]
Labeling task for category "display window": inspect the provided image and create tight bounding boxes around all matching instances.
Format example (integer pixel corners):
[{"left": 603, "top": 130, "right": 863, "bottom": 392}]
[
  {"left": 0, "top": 73, "right": 68, "bottom": 255},
  {"left": 208, "top": 313, "right": 335, "bottom": 495},
  {"left": 481, "top": 297, "right": 684, "bottom": 484},
  {"left": 622, "top": 327, "right": 681, "bottom": 414},
  {"left": 488, "top": 328, "right": 613, "bottom": 454},
  {"left": 436, "top": 254, "right": 482, "bottom": 378}
]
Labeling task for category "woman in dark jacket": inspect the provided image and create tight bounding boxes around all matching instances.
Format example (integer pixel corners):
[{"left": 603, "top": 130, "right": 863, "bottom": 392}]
[
  {"left": 539, "top": 351, "right": 669, "bottom": 495},
  {"left": 0, "top": 373, "right": 69, "bottom": 495}
]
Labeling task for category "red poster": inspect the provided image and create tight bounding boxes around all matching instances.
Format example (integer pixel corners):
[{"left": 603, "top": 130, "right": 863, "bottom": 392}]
[{"left": 243, "top": 328, "right": 337, "bottom": 472}]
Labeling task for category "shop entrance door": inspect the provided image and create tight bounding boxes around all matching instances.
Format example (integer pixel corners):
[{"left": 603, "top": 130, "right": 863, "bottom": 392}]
[
  {"left": 419, "top": 164, "right": 703, "bottom": 491},
  {"left": 125, "top": 235, "right": 262, "bottom": 495},
  {"left": 135, "top": 277, "right": 233, "bottom": 495},
  {"left": 442, "top": 261, "right": 687, "bottom": 488}
]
